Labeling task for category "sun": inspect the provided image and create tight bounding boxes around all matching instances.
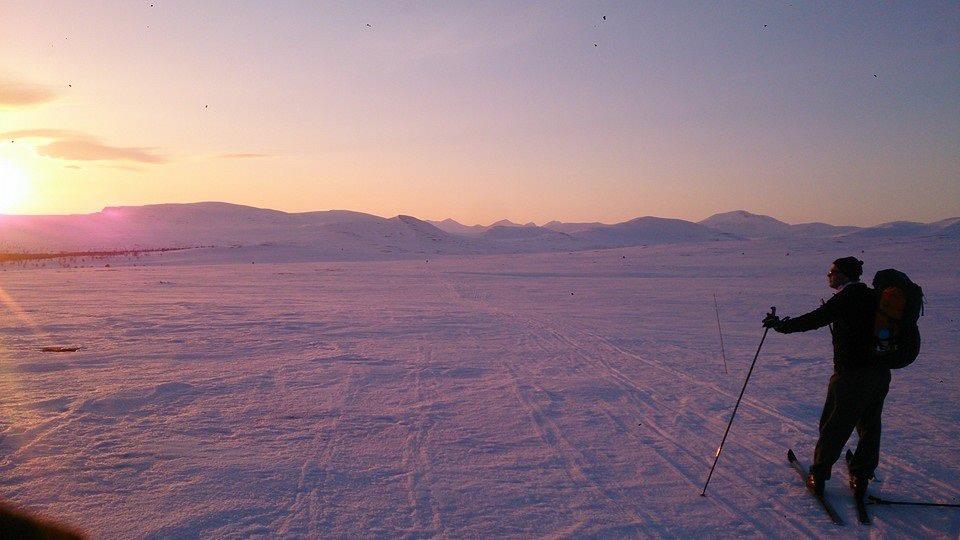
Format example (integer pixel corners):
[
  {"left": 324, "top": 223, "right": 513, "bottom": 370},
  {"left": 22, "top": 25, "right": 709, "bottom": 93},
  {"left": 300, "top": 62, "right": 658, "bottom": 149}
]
[{"left": 0, "top": 158, "right": 31, "bottom": 213}]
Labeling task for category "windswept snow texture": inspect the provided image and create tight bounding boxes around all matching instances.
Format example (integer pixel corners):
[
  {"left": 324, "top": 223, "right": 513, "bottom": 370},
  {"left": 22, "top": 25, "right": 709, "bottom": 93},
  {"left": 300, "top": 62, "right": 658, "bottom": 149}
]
[{"left": 1, "top": 236, "right": 958, "bottom": 537}]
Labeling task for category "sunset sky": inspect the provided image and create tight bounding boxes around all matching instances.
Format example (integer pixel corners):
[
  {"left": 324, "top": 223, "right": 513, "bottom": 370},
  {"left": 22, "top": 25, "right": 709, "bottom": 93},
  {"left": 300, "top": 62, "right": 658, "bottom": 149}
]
[{"left": 1, "top": 1, "right": 957, "bottom": 225}]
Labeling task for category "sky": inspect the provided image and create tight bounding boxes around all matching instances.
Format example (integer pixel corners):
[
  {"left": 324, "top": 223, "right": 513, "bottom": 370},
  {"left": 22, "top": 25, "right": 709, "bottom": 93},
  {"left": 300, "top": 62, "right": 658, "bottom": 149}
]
[{"left": 0, "top": 1, "right": 957, "bottom": 226}]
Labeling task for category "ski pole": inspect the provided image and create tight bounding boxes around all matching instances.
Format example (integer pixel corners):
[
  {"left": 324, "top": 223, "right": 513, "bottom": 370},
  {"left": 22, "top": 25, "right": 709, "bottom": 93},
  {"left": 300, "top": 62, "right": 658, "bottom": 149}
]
[
  {"left": 867, "top": 495, "right": 960, "bottom": 508},
  {"left": 713, "top": 293, "right": 728, "bottom": 375},
  {"left": 700, "top": 306, "right": 776, "bottom": 496}
]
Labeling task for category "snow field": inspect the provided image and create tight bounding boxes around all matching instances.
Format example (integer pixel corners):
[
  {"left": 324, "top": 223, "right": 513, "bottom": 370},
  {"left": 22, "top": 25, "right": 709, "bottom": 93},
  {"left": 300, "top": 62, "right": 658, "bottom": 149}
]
[{"left": 0, "top": 236, "right": 958, "bottom": 537}]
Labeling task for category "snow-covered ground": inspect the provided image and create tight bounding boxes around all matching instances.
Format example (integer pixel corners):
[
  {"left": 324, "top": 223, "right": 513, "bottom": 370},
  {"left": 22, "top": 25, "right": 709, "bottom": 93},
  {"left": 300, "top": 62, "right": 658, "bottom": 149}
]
[{"left": 1, "top": 236, "right": 958, "bottom": 537}]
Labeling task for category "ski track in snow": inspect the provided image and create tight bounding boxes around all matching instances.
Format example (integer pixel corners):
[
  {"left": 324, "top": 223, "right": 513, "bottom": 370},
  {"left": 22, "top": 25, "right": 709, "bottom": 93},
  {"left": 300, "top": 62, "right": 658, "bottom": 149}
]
[
  {"left": 434, "top": 271, "right": 819, "bottom": 537},
  {"left": 0, "top": 237, "right": 958, "bottom": 537}
]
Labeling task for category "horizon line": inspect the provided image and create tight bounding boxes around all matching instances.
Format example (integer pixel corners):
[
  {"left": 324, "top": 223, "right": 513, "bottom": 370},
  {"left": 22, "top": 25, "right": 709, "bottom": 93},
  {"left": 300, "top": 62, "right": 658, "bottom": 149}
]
[{"left": 1, "top": 200, "right": 957, "bottom": 229}]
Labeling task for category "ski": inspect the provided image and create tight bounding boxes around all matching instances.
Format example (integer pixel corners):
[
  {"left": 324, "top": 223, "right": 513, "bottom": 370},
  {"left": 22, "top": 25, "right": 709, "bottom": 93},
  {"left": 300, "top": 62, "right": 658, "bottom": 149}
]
[
  {"left": 844, "top": 450, "right": 871, "bottom": 524},
  {"left": 853, "top": 493, "right": 871, "bottom": 524},
  {"left": 866, "top": 495, "right": 960, "bottom": 508},
  {"left": 788, "top": 449, "right": 844, "bottom": 525}
]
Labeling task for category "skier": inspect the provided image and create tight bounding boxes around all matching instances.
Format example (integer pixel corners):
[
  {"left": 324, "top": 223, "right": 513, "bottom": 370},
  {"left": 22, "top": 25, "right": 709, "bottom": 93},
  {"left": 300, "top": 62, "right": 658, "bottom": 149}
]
[{"left": 762, "top": 257, "right": 886, "bottom": 503}]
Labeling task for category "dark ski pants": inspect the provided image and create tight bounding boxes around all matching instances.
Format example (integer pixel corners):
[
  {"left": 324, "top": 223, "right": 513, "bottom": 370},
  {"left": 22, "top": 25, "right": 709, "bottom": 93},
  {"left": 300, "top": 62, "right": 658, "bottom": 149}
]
[{"left": 810, "top": 368, "right": 891, "bottom": 481}]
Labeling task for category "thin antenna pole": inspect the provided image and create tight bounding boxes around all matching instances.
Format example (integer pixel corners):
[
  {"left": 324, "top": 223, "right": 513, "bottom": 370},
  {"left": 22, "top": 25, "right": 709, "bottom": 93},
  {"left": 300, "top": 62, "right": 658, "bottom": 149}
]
[{"left": 714, "top": 293, "right": 728, "bottom": 375}]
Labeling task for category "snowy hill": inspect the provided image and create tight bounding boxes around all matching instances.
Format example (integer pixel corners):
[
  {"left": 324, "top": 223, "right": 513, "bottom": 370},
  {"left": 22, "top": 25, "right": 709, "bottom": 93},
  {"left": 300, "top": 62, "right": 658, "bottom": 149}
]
[
  {"left": 700, "top": 210, "right": 960, "bottom": 240},
  {"left": 931, "top": 216, "right": 960, "bottom": 228},
  {"left": 426, "top": 218, "right": 488, "bottom": 236},
  {"left": 699, "top": 210, "right": 859, "bottom": 238},
  {"left": 475, "top": 225, "right": 580, "bottom": 253},
  {"left": 1, "top": 203, "right": 956, "bottom": 262},
  {"left": 573, "top": 217, "right": 739, "bottom": 247},
  {"left": 542, "top": 220, "right": 608, "bottom": 234},
  {"left": 481, "top": 225, "right": 571, "bottom": 241},
  {"left": 489, "top": 219, "right": 537, "bottom": 228},
  {"left": 847, "top": 218, "right": 960, "bottom": 239},
  {"left": 699, "top": 210, "right": 793, "bottom": 238},
  {"left": 432, "top": 218, "right": 607, "bottom": 237},
  {"left": 0, "top": 203, "right": 467, "bottom": 255},
  {"left": 939, "top": 220, "right": 960, "bottom": 236},
  {"left": 428, "top": 218, "right": 538, "bottom": 237},
  {"left": 790, "top": 221, "right": 861, "bottom": 237}
]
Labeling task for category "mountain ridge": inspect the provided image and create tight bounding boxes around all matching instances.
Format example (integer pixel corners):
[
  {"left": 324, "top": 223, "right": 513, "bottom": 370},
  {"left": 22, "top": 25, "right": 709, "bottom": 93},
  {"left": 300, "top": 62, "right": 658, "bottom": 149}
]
[{"left": 0, "top": 204, "right": 955, "bottom": 258}]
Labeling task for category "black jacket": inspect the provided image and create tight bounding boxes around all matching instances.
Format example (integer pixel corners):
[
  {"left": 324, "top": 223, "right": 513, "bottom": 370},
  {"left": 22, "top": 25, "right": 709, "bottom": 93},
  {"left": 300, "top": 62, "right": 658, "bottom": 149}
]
[{"left": 776, "top": 282, "right": 878, "bottom": 373}]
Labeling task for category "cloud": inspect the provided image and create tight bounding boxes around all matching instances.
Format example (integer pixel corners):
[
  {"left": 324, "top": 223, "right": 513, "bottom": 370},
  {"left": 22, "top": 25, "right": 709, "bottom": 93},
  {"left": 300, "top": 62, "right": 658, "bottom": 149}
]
[
  {"left": 0, "top": 81, "right": 59, "bottom": 108},
  {"left": 38, "top": 139, "right": 167, "bottom": 163},
  {"left": 0, "top": 129, "right": 168, "bottom": 164},
  {"left": 217, "top": 153, "right": 270, "bottom": 159}
]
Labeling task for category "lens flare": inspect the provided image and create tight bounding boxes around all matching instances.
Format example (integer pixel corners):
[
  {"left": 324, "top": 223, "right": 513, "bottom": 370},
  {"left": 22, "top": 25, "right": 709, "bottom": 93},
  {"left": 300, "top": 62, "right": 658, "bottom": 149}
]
[
  {"left": 0, "top": 158, "right": 31, "bottom": 213},
  {"left": 0, "top": 285, "right": 40, "bottom": 333}
]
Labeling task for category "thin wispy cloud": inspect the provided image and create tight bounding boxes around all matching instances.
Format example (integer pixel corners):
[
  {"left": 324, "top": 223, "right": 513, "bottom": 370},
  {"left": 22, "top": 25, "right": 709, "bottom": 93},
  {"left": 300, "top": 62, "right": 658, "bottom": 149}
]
[
  {"left": 38, "top": 139, "right": 167, "bottom": 164},
  {"left": 0, "top": 80, "right": 59, "bottom": 108},
  {"left": 0, "top": 129, "right": 168, "bottom": 164}
]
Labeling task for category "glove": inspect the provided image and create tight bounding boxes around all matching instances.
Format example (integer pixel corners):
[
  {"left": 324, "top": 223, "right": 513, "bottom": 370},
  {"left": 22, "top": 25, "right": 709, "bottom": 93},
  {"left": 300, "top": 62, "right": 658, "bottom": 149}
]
[
  {"left": 762, "top": 313, "right": 781, "bottom": 328},
  {"left": 773, "top": 316, "right": 791, "bottom": 332}
]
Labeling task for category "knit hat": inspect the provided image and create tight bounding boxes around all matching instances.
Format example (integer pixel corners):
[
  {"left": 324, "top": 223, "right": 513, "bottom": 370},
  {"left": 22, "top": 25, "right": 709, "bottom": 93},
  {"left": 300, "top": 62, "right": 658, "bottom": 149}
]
[{"left": 832, "top": 256, "right": 863, "bottom": 281}]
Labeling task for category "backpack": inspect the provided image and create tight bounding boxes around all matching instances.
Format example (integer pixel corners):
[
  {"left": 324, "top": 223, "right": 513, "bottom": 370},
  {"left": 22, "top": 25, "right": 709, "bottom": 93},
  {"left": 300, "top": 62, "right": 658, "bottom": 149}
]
[{"left": 872, "top": 269, "right": 924, "bottom": 369}]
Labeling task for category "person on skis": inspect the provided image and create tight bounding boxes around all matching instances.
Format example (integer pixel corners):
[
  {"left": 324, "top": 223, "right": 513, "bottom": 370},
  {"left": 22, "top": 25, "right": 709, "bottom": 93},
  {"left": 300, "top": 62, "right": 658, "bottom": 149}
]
[{"left": 762, "top": 257, "right": 886, "bottom": 503}]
